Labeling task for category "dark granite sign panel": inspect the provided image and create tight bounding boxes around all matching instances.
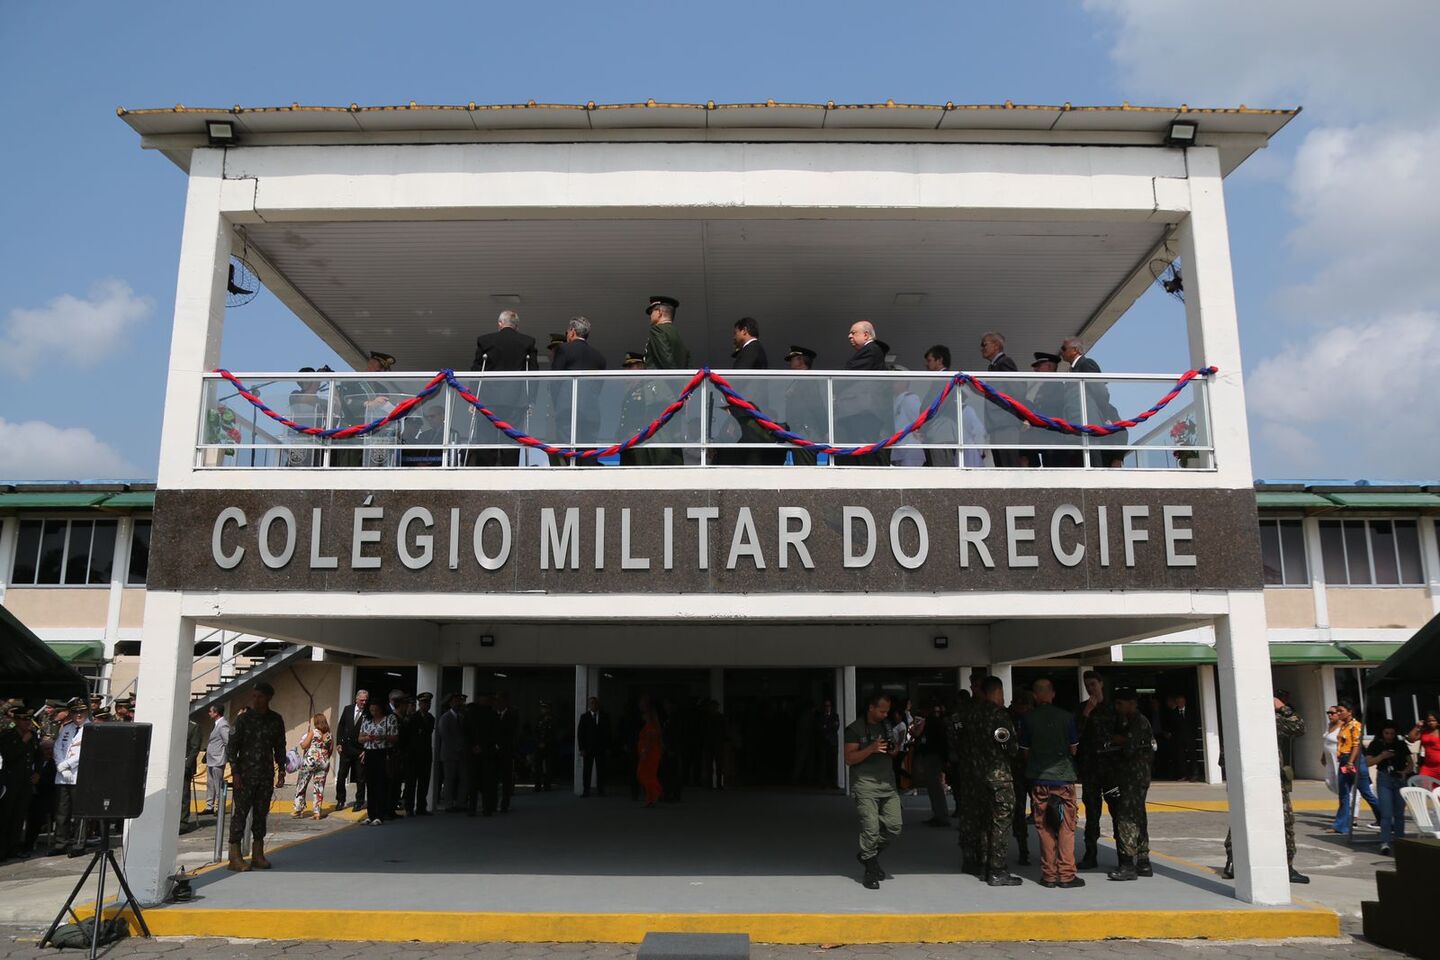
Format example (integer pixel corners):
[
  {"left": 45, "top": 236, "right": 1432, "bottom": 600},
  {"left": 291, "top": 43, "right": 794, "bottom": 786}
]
[{"left": 148, "top": 488, "right": 1262, "bottom": 594}]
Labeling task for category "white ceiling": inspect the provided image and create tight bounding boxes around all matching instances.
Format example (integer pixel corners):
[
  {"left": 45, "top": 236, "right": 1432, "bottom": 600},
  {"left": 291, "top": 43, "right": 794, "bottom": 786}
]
[{"left": 243, "top": 218, "right": 1169, "bottom": 371}]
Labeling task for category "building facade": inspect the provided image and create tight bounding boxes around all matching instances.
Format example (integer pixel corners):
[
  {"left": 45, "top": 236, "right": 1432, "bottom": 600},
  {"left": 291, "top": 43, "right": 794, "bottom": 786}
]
[{"left": 111, "top": 99, "right": 1311, "bottom": 907}]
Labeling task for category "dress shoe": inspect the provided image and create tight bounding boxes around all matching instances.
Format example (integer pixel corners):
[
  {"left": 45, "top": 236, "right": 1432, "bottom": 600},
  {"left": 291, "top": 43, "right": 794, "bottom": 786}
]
[
  {"left": 986, "top": 870, "right": 1022, "bottom": 887},
  {"left": 1039, "top": 878, "right": 1058, "bottom": 888},
  {"left": 1058, "top": 877, "right": 1087, "bottom": 889},
  {"left": 1107, "top": 863, "right": 1137, "bottom": 881},
  {"left": 1135, "top": 859, "right": 1153, "bottom": 877}
]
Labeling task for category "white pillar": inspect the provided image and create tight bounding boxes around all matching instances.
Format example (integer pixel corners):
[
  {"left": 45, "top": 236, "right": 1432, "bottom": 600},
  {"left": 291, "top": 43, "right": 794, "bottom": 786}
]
[
  {"left": 709, "top": 667, "right": 725, "bottom": 710},
  {"left": 573, "top": 665, "right": 590, "bottom": 796},
  {"left": 1196, "top": 662, "right": 1223, "bottom": 784},
  {"left": 1418, "top": 516, "right": 1440, "bottom": 616},
  {"left": 1214, "top": 592, "right": 1291, "bottom": 905},
  {"left": 1320, "top": 666, "right": 1339, "bottom": 716},
  {"left": 988, "top": 663, "right": 1013, "bottom": 703},
  {"left": 1178, "top": 146, "right": 1254, "bottom": 486},
  {"left": 461, "top": 666, "right": 477, "bottom": 701},
  {"left": 959, "top": 666, "right": 974, "bottom": 693},
  {"left": 1303, "top": 518, "right": 1330, "bottom": 627},
  {"left": 0, "top": 516, "right": 16, "bottom": 605},
  {"left": 219, "top": 634, "right": 239, "bottom": 682},
  {"left": 100, "top": 517, "right": 133, "bottom": 699},
  {"left": 155, "top": 148, "right": 230, "bottom": 489},
  {"left": 338, "top": 662, "right": 357, "bottom": 710},
  {"left": 1076, "top": 666, "right": 1090, "bottom": 702},
  {"left": 125, "top": 592, "right": 193, "bottom": 904},
  {"left": 841, "top": 666, "right": 857, "bottom": 795},
  {"left": 834, "top": 667, "right": 848, "bottom": 789}
]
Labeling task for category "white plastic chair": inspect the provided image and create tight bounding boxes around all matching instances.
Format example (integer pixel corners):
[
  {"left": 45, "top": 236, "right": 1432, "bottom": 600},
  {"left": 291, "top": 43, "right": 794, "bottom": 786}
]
[
  {"left": 1408, "top": 774, "right": 1440, "bottom": 795},
  {"left": 1401, "top": 786, "right": 1440, "bottom": 838}
]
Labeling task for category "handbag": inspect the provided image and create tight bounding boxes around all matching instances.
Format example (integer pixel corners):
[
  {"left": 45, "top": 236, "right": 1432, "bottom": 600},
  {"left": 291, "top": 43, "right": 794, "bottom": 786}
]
[{"left": 284, "top": 747, "right": 302, "bottom": 774}]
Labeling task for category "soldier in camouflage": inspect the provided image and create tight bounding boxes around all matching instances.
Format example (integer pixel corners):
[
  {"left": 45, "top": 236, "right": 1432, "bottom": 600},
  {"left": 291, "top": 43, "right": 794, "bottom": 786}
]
[
  {"left": 972, "top": 676, "right": 1023, "bottom": 886},
  {"left": 1076, "top": 670, "right": 1114, "bottom": 869},
  {"left": 1223, "top": 693, "right": 1309, "bottom": 884},
  {"left": 947, "top": 674, "right": 987, "bottom": 875},
  {"left": 1100, "top": 687, "right": 1154, "bottom": 881},
  {"left": 225, "top": 682, "right": 287, "bottom": 872}
]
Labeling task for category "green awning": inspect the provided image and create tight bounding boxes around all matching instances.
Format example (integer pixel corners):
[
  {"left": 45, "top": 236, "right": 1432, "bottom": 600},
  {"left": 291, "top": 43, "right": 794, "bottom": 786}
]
[
  {"left": 1255, "top": 491, "right": 1332, "bottom": 510},
  {"left": 0, "top": 492, "right": 110, "bottom": 509},
  {"left": 1120, "top": 643, "right": 1217, "bottom": 664},
  {"left": 45, "top": 641, "right": 104, "bottom": 663},
  {"left": 1268, "top": 642, "right": 1353, "bottom": 663},
  {"left": 1323, "top": 492, "right": 1440, "bottom": 509},
  {"left": 100, "top": 492, "right": 156, "bottom": 509},
  {"left": 1337, "top": 642, "right": 1405, "bottom": 663}
]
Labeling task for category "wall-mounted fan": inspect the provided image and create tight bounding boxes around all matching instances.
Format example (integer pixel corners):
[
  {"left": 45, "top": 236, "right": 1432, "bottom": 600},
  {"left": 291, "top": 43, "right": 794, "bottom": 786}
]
[
  {"left": 1149, "top": 257, "right": 1184, "bottom": 303},
  {"left": 227, "top": 255, "right": 260, "bottom": 308}
]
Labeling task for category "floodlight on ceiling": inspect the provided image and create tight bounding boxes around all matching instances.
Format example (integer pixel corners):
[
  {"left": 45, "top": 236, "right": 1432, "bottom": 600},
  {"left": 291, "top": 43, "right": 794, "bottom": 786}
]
[
  {"left": 206, "top": 120, "right": 236, "bottom": 145},
  {"left": 1166, "top": 120, "right": 1198, "bottom": 147}
]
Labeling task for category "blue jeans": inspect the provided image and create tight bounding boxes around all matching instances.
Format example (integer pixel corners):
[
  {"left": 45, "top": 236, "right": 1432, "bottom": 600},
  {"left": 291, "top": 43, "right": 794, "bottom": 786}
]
[
  {"left": 1375, "top": 773, "right": 1406, "bottom": 844},
  {"left": 1333, "top": 753, "right": 1382, "bottom": 833}
]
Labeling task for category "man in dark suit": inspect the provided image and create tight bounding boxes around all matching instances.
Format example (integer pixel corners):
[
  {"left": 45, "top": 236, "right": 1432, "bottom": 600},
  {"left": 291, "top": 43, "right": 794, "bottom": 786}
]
[
  {"left": 716, "top": 317, "right": 783, "bottom": 465},
  {"left": 836, "top": 320, "right": 888, "bottom": 466},
  {"left": 979, "top": 331, "right": 1023, "bottom": 467},
  {"left": 469, "top": 310, "right": 538, "bottom": 467},
  {"left": 552, "top": 316, "right": 607, "bottom": 464},
  {"left": 334, "top": 689, "right": 369, "bottom": 812},
  {"left": 576, "top": 696, "right": 611, "bottom": 797},
  {"left": 1059, "top": 336, "right": 1128, "bottom": 467},
  {"left": 494, "top": 693, "right": 519, "bottom": 813},
  {"left": 464, "top": 692, "right": 500, "bottom": 816},
  {"left": 1029, "top": 352, "right": 1081, "bottom": 468}
]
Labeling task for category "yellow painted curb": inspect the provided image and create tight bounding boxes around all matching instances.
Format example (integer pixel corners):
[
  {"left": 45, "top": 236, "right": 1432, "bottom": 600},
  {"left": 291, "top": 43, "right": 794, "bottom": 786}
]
[
  {"left": 114, "top": 907, "right": 1340, "bottom": 944},
  {"left": 1145, "top": 800, "right": 1334, "bottom": 814}
]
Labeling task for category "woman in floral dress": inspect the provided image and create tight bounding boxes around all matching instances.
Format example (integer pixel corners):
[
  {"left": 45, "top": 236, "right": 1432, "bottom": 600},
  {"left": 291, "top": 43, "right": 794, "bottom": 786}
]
[{"left": 292, "top": 713, "right": 333, "bottom": 819}]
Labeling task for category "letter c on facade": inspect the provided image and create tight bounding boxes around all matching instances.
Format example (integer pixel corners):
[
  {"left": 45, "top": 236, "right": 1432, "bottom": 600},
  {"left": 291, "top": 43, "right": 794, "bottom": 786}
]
[{"left": 212, "top": 507, "right": 247, "bottom": 570}]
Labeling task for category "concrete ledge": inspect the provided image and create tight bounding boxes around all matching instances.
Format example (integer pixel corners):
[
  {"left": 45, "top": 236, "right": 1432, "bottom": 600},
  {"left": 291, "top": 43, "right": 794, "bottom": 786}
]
[{"left": 113, "top": 907, "right": 1341, "bottom": 944}]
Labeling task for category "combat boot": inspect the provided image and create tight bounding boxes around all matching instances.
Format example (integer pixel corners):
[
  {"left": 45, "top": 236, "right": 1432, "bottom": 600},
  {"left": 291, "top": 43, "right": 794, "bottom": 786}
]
[
  {"left": 1106, "top": 856, "right": 1137, "bottom": 881},
  {"left": 226, "top": 842, "right": 250, "bottom": 872},
  {"left": 1135, "top": 858, "right": 1153, "bottom": 877},
  {"left": 986, "top": 868, "right": 1022, "bottom": 887},
  {"left": 249, "top": 838, "right": 272, "bottom": 869},
  {"left": 1079, "top": 842, "right": 1098, "bottom": 870},
  {"left": 1220, "top": 858, "right": 1234, "bottom": 879},
  {"left": 1288, "top": 867, "right": 1310, "bottom": 884},
  {"left": 859, "top": 855, "right": 882, "bottom": 890}
]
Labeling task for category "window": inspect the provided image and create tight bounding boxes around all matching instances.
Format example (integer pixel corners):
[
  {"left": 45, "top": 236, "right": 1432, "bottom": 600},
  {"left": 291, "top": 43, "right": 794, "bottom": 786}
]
[
  {"left": 1259, "top": 518, "right": 1309, "bottom": 586},
  {"left": 8, "top": 518, "right": 119, "bottom": 586},
  {"left": 1318, "top": 519, "right": 1425, "bottom": 586},
  {"left": 128, "top": 520, "right": 152, "bottom": 586}
]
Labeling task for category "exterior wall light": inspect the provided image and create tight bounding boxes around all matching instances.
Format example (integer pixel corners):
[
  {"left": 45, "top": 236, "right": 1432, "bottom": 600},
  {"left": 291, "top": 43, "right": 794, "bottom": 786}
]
[
  {"left": 933, "top": 635, "right": 949, "bottom": 650},
  {"left": 1166, "top": 120, "right": 1198, "bottom": 147},
  {"left": 480, "top": 634, "right": 496, "bottom": 647},
  {"left": 206, "top": 121, "right": 236, "bottom": 145}
]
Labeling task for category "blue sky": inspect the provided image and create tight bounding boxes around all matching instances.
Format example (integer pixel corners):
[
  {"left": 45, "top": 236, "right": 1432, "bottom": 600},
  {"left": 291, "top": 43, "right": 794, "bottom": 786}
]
[{"left": 1, "top": 1, "right": 1436, "bottom": 481}]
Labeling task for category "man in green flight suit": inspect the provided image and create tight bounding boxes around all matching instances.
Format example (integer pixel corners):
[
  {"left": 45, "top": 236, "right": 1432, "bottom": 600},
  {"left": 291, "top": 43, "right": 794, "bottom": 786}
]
[
  {"left": 225, "top": 682, "right": 287, "bottom": 873},
  {"left": 1222, "top": 692, "right": 1309, "bottom": 884},
  {"left": 1076, "top": 669, "right": 1114, "bottom": 869},
  {"left": 845, "top": 691, "right": 902, "bottom": 890},
  {"left": 972, "top": 675, "right": 1023, "bottom": 885},
  {"left": 949, "top": 671, "right": 988, "bottom": 875},
  {"left": 641, "top": 296, "right": 691, "bottom": 467},
  {"left": 1100, "top": 687, "right": 1154, "bottom": 881}
]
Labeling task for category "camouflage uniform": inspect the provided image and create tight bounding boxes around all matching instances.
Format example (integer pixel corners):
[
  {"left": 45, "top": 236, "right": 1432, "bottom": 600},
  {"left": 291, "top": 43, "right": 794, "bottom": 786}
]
[
  {"left": 225, "top": 707, "right": 286, "bottom": 844},
  {"left": 946, "top": 698, "right": 981, "bottom": 870},
  {"left": 971, "top": 700, "right": 1020, "bottom": 872},
  {"left": 1099, "top": 710, "right": 1154, "bottom": 863},
  {"left": 1077, "top": 698, "right": 1116, "bottom": 852},
  {"left": 1225, "top": 705, "right": 1305, "bottom": 866}
]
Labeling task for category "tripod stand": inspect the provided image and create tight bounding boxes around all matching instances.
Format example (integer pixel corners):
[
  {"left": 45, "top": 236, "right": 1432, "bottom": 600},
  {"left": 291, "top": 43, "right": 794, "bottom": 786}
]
[{"left": 41, "top": 819, "right": 151, "bottom": 959}]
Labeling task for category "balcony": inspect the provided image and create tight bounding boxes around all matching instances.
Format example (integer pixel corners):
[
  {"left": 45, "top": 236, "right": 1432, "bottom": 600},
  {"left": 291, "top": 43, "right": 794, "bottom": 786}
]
[{"left": 198, "top": 368, "right": 1213, "bottom": 470}]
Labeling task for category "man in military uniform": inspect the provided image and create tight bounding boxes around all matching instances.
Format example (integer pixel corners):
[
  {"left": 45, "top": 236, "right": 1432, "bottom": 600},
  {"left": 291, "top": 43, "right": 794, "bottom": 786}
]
[
  {"left": 950, "top": 672, "right": 990, "bottom": 875},
  {"left": 972, "top": 676, "right": 1023, "bottom": 885},
  {"left": 641, "top": 296, "right": 691, "bottom": 466},
  {"left": 50, "top": 700, "right": 88, "bottom": 857},
  {"left": 0, "top": 708, "right": 40, "bottom": 860},
  {"left": 225, "top": 682, "right": 286, "bottom": 872},
  {"left": 845, "top": 692, "right": 901, "bottom": 890},
  {"left": 465, "top": 692, "right": 500, "bottom": 817},
  {"left": 782, "top": 346, "right": 822, "bottom": 466},
  {"left": 1223, "top": 693, "right": 1309, "bottom": 884},
  {"left": 1076, "top": 670, "right": 1113, "bottom": 869},
  {"left": 534, "top": 701, "right": 556, "bottom": 792},
  {"left": 618, "top": 352, "right": 656, "bottom": 467},
  {"left": 1100, "top": 687, "right": 1154, "bottom": 881},
  {"left": 407, "top": 692, "right": 436, "bottom": 815},
  {"left": 1008, "top": 688, "right": 1035, "bottom": 866}
]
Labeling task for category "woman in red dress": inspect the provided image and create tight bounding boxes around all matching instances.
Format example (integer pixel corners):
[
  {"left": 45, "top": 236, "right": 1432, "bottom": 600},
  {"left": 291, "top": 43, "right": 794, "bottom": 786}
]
[
  {"left": 636, "top": 699, "right": 664, "bottom": 807},
  {"left": 1410, "top": 711, "right": 1440, "bottom": 782}
]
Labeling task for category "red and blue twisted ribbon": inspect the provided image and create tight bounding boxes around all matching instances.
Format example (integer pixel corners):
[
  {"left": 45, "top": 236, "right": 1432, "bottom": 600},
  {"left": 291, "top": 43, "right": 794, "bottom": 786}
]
[{"left": 213, "top": 365, "right": 1217, "bottom": 460}]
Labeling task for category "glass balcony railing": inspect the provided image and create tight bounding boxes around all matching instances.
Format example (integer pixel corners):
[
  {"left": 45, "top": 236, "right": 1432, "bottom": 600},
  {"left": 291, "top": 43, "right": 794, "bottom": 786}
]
[{"left": 196, "top": 369, "right": 1214, "bottom": 470}]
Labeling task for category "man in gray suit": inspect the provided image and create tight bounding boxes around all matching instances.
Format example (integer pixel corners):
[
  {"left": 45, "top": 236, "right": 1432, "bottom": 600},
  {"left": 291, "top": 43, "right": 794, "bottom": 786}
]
[
  {"left": 1059, "top": 337, "right": 1128, "bottom": 468},
  {"left": 204, "top": 704, "right": 231, "bottom": 813}
]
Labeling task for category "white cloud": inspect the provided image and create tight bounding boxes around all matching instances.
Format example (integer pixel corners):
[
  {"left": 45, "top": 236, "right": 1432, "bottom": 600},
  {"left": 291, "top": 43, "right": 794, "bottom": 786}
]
[
  {"left": 0, "top": 280, "right": 152, "bottom": 379},
  {"left": 0, "top": 417, "right": 140, "bottom": 480},
  {"left": 1247, "top": 311, "right": 1440, "bottom": 478},
  {"left": 1083, "top": 0, "right": 1440, "bottom": 114}
]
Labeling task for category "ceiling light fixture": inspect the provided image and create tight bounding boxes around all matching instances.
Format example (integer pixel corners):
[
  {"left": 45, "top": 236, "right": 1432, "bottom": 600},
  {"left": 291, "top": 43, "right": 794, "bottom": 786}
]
[
  {"left": 1166, "top": 120, "right": 1198, "bottom": 147},
  {"left": 206, "top": 120, "right": 235, "bottom": 145}
]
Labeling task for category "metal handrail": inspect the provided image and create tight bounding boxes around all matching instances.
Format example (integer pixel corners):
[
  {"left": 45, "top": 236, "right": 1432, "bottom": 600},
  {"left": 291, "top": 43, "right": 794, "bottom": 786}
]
[{"left": 189, "top": 634, "right": 280, "bottom": 689}]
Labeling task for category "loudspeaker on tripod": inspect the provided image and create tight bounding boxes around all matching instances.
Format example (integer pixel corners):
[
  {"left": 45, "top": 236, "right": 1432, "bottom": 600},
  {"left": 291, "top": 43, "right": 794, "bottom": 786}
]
[{"left": 74, "top": 722, "right": 152, "bottom": 819}]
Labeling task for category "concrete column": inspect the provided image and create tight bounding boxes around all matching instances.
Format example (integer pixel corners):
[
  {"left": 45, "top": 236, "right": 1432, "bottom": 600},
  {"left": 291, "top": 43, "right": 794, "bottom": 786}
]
[
  {"left": 841, "top": 666, "right": 857, "bottom": 795},
  {"left": 125, "top": 592, "right": 193, "bottom": 904},
  {"left": 1214, "top": 592, "right": 1291, "bottom": 905},
  {"left": 461, "top": 666, "right": 477, "bottom": 702},
  {"left": 0, "top": 516, "right": 16, "bottom": 605},
  {"left": 988, "top": 664, "right": 1013, "bottom": 703},
  {"left": 1418, "top": 517, "right": 1440, "bottom": 616},
  {"left": 1303, "top": 518, "right": 1330, "bottom": 627},
  {"left": 573, "top": 665, "right": 590, "bottom": 796},
  {"left": 1178, "top": 147, "right": 1254, "bottom": 486},
  {"left": 1320, "top": 667, "right": 1339, "bottom": 716},
  {"left": 1076, "top": 666, "right": 1089, "bottom": 702},
  {"left": 337, "top": 662, "right": 357, "bottom": 709},
  {"left": 99, "top": 516, "right": 133, "bottom": 699},
  {"left": 1196, "top": 662, "right": 1223, "bottom": 784},
  {"left": 219, "top": 634, "right": 239, "bottom": 681},
  {"left": 709, "top": 667, "right": 725, "bottom": 710},
  {"left": 834, "top": 667, "right": 847, "bottom": 789},
  {"left": 958, "top": 666, "right": 974, "bottom": 693}
]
